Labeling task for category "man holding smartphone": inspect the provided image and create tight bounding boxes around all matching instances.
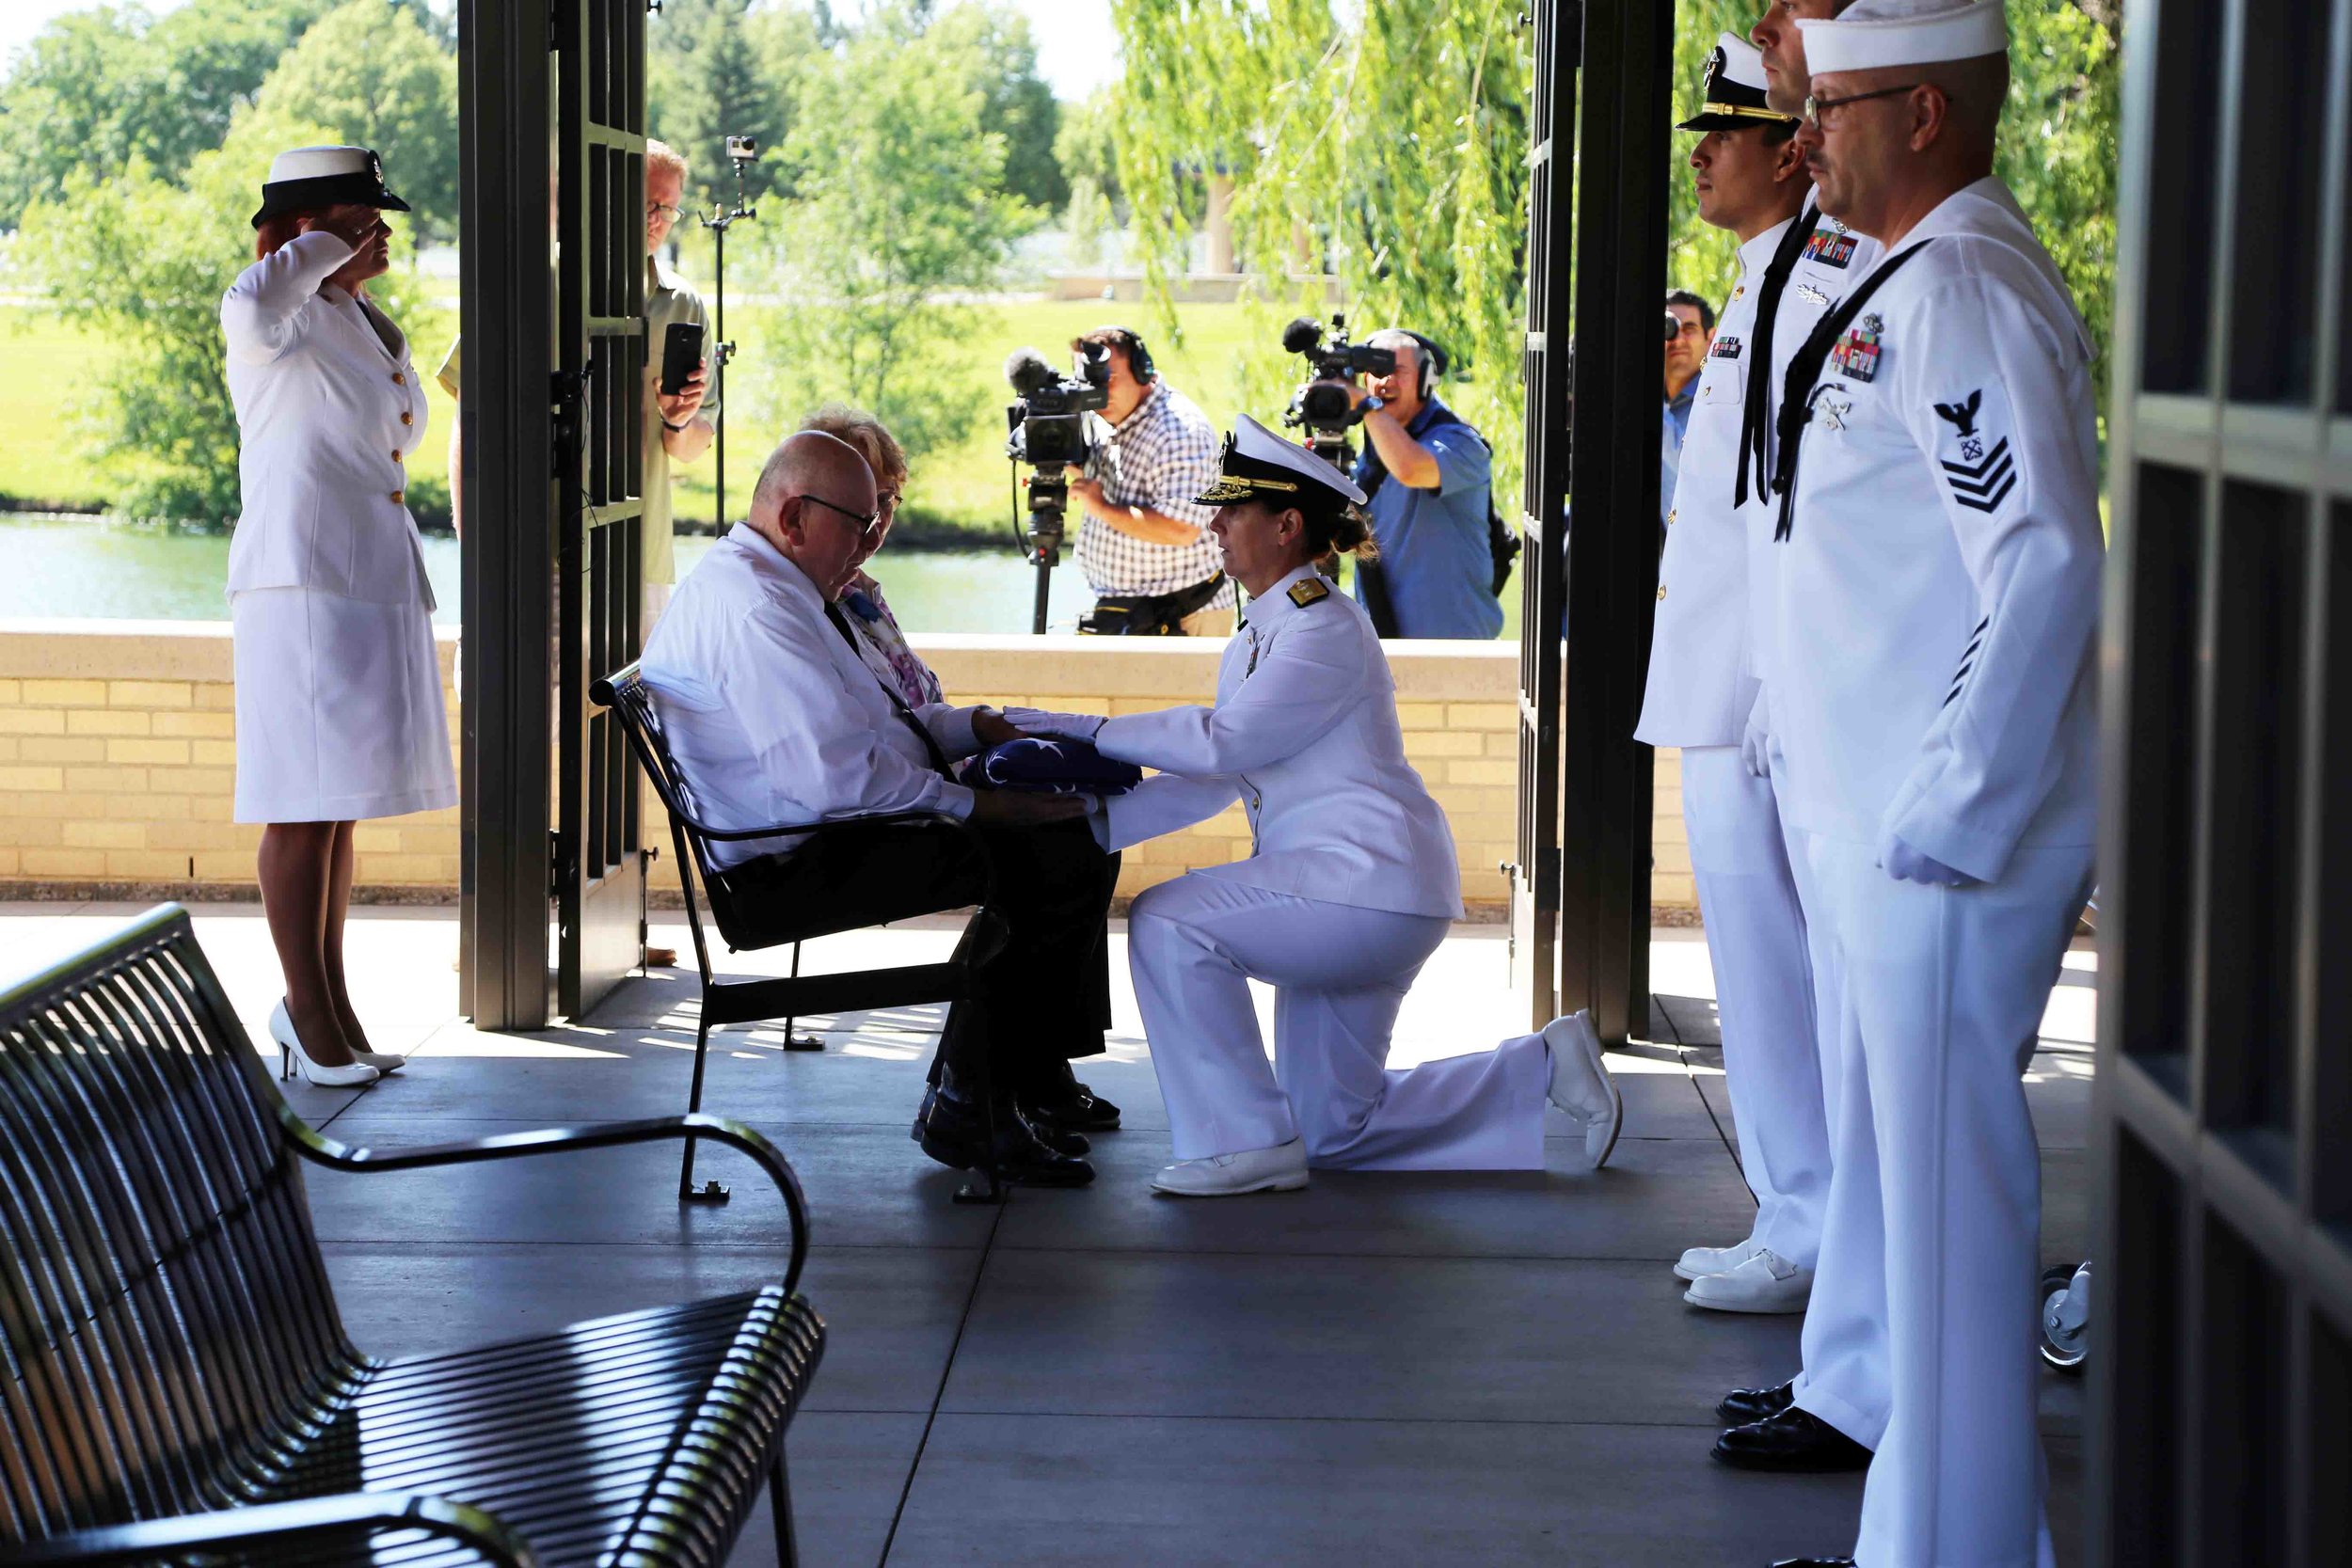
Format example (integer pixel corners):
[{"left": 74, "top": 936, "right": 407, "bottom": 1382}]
[{"left": 439, "top": 136, "right": 715, "bottom": 634}]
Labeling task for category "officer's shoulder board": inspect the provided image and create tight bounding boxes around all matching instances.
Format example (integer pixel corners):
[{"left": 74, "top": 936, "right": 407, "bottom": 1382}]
[{"left": 1288, "top": 577, "right": 1331, "bottom": 609}]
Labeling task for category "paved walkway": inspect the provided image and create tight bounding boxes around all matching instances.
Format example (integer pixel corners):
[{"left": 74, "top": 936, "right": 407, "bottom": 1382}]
[{"left": 6, "top": 903, "right": 2096, "bottom": 1566}]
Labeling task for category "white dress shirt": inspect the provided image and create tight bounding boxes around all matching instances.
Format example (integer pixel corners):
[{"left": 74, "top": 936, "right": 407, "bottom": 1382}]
[
  {"left": 1089, "top": 565, "right": 1464, "bottom": 919},
  {"left": 640, "top": 524, "right": 986, "bottom": 869},
  {"left": 221, "top": 230, "right": 432, "bottom": 607},
  {"left": 1772, "top": 177, "right": 2101, "bottom": 881}
]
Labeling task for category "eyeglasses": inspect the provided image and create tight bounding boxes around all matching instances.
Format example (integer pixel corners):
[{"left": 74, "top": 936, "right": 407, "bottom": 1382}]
[
  {"left": 796, "top": 490, "right": 885, "bottom": 541},
  {"left": 645, "top": 201, "right": 683, "bottom": 224},
  {"left": 1802, "top": 82, "right": 1931, "bottom": 129}
]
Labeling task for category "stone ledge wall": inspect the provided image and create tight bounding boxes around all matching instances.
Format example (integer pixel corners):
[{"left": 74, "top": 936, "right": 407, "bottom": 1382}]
[{"left": 0, "top": 621, "right": 1693, "bottom": 915}]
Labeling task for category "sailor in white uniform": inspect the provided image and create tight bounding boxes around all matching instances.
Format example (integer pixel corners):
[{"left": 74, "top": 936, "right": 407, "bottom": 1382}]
[
  {"left": 1012, "top": 417, "right": 1624, "bottom": 1196},
  {"left": 1638, "top": 34, "right": 1847, "bottom": 1323},
  {"left": 1755, "top": 3, "right": 2101, "bottom": 1563}
]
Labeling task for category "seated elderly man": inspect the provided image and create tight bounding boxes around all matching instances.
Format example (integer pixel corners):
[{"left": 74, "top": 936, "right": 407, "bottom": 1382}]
[{"left": 641, "top": 430, "right": 1119, "bottom": 1188}]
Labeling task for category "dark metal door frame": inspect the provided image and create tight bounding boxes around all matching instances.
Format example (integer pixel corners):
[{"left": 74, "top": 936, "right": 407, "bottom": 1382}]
[
  {"left": 553, "top": 0, "right": 648, "bottom": 1020},
  {"left": 2090, "top": 0, "right": 2352, "bottom": 1558},
  {"left": 458, "top": 0, "right": 557, "bottom": 1031},
  {"left": 1511, "top": 0, "right": 1578, "bottom": 1025}
]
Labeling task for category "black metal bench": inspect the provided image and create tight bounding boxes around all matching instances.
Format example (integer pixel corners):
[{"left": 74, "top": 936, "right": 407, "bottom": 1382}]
[
  {"left": 592, "top": 662, "right": 1012, "bottom": 1204},
  {"left": 0, "top": 905, "right": 823, "bottom": 1568}
]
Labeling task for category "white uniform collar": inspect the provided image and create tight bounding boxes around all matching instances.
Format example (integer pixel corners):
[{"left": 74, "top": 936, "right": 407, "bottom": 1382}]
[
  {"left": 1881, "top": 175, "right": 2092, "bottom": 356},
  {"left": 1238, "top": 564, "right": 1331, "bottom": 635},
  {"left": 1738, "top": 214, "right": 1796, "bottom": 277}
]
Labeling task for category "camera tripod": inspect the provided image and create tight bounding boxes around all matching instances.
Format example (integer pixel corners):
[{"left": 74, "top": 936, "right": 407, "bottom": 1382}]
[{"left": 1019, "top": 465, "right": 1071, "bottom": 636}]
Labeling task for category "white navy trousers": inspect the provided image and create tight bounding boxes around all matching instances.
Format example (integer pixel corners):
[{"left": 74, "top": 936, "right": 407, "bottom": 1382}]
[
  {"left": 1127, "top": 877, "right": 1549, "bottom": 1169},
  {"left": 1680, "top": 745, "right": 1834, "bottom": 1266},
  {"left": 1798, "top": 833, "right": 2087, "bottom": 1568}
]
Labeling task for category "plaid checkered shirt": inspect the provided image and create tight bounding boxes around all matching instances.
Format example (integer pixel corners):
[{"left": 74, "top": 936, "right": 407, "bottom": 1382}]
[{"left": 1073, "top": 380, "right": 1236, "bottom": 607}]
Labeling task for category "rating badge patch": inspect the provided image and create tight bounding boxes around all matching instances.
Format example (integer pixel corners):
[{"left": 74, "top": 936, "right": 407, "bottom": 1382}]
[{"left": 1932, "top": 388, "right": 2017, "bottom": 513}]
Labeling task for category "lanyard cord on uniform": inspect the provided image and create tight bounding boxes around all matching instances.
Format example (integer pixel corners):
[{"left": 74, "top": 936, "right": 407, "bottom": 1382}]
[
  {"left": 1735, "top": 207, "right": 1824, "bottom": 509},
  {"left": 1771, "top": 241, "right": 1932, "bottom": 541}
]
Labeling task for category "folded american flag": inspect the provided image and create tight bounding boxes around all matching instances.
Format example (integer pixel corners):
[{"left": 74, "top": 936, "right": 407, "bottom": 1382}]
[{"left": 960, "top": 737, "right": 1143, "bottom": 797}]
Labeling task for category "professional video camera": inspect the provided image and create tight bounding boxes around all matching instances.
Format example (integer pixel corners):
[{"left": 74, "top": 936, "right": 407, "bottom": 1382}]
[
  {"left": 1280, "top": 312, "right": 1397, "bottom": 467},
  {"left": 1003, "top": 342, "right": 1113, "bottom": 633}
]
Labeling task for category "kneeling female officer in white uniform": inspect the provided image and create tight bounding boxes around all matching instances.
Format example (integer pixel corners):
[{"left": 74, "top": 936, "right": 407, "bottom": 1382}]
[{"left": 1014, "top": 416, "right": 1623, "bottom": 1196}]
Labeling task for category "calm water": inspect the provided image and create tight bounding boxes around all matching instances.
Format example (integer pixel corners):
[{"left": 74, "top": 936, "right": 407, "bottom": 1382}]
[{"left": 0, "top": 517, "right": 1103, "bottom": 634}]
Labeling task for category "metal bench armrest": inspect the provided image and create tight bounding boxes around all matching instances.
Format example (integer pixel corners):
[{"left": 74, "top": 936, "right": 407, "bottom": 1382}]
[
  {"left": 285, "top": 1113, "right": 812, "bottom": 1291},
  {"left": 1, "top": 1492, "right": 539, "bottom": 1568}
]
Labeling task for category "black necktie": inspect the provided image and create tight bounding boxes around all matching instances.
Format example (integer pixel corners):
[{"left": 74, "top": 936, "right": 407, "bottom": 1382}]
[
  {"left": 1735, "top": 208, "right": 1825, "bottom": 508},
  {"left": 1769, "top": 242, "right": 1932, "bottom": 541},
  {"left": 823, "top": 600, "right": 954, "bottom": 779}
]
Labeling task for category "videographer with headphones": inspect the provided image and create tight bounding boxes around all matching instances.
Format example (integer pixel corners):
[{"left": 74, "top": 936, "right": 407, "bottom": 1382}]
[
  {"left": 1065, "top": 325, "right": 1234, "bottom": 636},
  {"left": 1311, "top": 329, "right": 1504, "bottom": 641}
]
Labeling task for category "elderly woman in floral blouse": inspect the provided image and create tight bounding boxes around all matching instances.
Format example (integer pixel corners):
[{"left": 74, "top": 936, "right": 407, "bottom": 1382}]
[{"left": 798, "top": 404, "right": 942, "bottom": 709}]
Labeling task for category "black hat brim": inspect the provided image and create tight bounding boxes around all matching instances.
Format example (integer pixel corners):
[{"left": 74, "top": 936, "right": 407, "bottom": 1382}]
[
  {"left": 1678, "top": 109, "right": 1796, "bottom": 132},
  {"left": 250, "top": 171, "right": 412, "bottom": 230}
]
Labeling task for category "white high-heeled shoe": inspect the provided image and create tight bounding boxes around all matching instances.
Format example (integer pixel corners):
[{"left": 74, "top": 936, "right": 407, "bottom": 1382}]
[{"left": 269, "top": 1000, "right": 381, "bottom": 1088}]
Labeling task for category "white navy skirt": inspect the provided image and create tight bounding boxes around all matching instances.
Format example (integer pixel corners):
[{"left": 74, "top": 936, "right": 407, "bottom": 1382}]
[{"left": 231, "top": 585, "right": 456, "bottom": 823}]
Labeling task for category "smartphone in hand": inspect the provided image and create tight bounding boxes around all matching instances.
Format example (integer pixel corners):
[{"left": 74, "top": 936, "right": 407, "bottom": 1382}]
[{"left": 660, "top": 321, "right": 707, "bottom": 397}]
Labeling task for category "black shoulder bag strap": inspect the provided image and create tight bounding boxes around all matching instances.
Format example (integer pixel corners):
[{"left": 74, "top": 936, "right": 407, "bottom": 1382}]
[
  {"left": 823, "top": 600, "right": 956, "bottom": 779},
  {"left": 1770, "top": 241, "right": 1932, "bottom": 542},
  {"left": 1735, "top": 207, "right": 1825, "bottom": 509}
]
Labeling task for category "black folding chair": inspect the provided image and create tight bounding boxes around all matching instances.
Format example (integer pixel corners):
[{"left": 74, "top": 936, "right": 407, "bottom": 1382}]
[
  {"left": 0, "top": 905, "right": 823, "bottom": 1567},
  {"left": 593, "top": 662, "right": 1012, "bottom": 1204}
]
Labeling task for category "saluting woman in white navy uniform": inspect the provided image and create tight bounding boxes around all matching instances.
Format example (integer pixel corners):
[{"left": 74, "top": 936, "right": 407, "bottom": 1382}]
[
  {"left": 1014, "top": 417, "right": 1625, "bottom": 1196},
  {"left": 222, "top": 147, "right": 453, "bottom": 1087}
]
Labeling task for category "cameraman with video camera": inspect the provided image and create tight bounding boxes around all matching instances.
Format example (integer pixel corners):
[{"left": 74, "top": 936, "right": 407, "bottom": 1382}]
[
  {"left": 1065, "top": 325, "right": 1234, "bottom": 637},
  {"left": 1310, "top": 328, "right": 1503, "bottom": 641}
]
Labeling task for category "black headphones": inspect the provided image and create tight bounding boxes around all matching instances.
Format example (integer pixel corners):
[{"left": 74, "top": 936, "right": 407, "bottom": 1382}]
[
  {"left": 1393, "top": 330, "right": 1446, "bottom": 398},
  {"left": 1097, "top": 324, "right": 1155, "bottom": 382}
]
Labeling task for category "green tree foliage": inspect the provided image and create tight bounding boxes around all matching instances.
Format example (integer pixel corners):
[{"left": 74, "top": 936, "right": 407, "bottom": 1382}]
[
  {"left": 1112, "top": 0, "right": 1532, "bottom": 499},
  {"left": 252, "top": 0, "right": 461, "bottom": 242},
  {"left": 1055, "top": 87, "right": 1125, "bottom": 215},
  {"left": 20, "top": 103, "right": 429, "bottom": 526},
  {"left": 929, "top": 4, "right": 1068, "bottom": 213},
  {"left": 739, "top": 4, "right": 1035, "bottom": 460},
  {"left": 1667, "top": 0, "right": 2118, "bottom": 414},
  {"left": 648, "top": 0, "right": 803, "bottom": 214},
  {"left": 0, "top": 0, "right": 334, "bottom": 229}
]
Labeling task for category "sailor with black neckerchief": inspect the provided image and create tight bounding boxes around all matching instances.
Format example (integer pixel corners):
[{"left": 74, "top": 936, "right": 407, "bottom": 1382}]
[
  {"left": 1009, "top": 416, "right": 1624, "bottom": 1196},
  {"left": 1750, "top": 2, "right": 2100, "bottom": 1564},
  {"left": 1638, "top": 33, "right": 1851, "bottom": 1327}
]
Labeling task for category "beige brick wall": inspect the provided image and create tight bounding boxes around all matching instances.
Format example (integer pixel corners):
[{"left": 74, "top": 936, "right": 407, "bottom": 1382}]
[{"left": 0, "top": 622, "right": 1692, "bottom": 914}]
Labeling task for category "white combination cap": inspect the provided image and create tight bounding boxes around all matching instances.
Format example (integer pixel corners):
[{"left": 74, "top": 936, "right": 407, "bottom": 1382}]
[
  {"left": 1798, "top": 0, "right": 2008, "bottom": 77},
  {"left": 1196, "top": 413, "right": 1369, "bottom": 509}
]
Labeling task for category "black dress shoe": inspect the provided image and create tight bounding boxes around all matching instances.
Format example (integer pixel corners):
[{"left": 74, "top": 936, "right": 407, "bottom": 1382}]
[
  {"left": 1022, "top": 1083, "right": 1121, "bottom": 1132},
  {"left": 913, "top": 1088, "right": 1089, "bottom": 1156},
  {"left": 1716, "top": 1378, "right": 1796, "bottom": 1425},
  {"left": 1712, "top": 1407, "right": 1871, "bottom": 1472},
  {"left": 918, "top": 1089, "right": 1095, "bottom": 1188}
]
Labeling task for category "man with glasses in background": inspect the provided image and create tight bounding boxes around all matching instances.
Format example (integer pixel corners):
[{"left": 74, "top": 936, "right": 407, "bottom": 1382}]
[
  {"left": 641, "top": 431, "right": 1121, "bottom": 1193},
  {"left": 439, "top": 137, "right": 715, "bottom": 636}
]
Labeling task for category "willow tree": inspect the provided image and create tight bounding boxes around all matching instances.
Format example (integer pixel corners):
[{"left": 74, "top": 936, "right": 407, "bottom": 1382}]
[{"left": 1110, "top": 0, "right": 1534, "bottom": 503}]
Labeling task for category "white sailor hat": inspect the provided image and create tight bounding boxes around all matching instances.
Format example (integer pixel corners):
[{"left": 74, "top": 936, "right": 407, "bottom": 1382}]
[
  {"left": 1195, "top": 413, "right": 1370, "bottom": 510},
  {"left": 251, "top": 145, "right": 410, "bottom": 230},
  {"left": 1678, "top": 34, "right": 1797, "bottom": 132},
  {"left": 1798, "top": 0, "right": 2008, "bottom": 77}
]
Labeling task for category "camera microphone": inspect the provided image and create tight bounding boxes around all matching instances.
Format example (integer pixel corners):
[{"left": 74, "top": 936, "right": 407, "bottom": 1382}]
[
  {"left": 1003, "top": 346, "right": 1058, "bottom": 397},
  {"left": 1280, "top": 317, "right": 1323, "bottom": 356}
]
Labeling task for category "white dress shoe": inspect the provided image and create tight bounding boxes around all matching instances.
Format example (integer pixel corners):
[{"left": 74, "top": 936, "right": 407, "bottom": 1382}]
[
  {"left": 268, "top": 1000, "right": 381, "bottom": 1089},
  {"left": 1541, "top": 1010, "right": 1623, "bottom": 1169},
  {"left": 1683, "top": 1247, "right": 1812, "bottom": 1314},
  {"left": 1676, "top": 1238, "right": 1765, "bottom": 1283},
  {"left": 1151, "top": 1138, "right": 1311, "bottom": 1197}
]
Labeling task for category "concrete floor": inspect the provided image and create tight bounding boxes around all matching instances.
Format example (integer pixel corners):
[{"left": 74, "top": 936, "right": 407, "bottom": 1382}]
[{"left": 6, "top": 903, "right": 2098, "bottom": 1567}]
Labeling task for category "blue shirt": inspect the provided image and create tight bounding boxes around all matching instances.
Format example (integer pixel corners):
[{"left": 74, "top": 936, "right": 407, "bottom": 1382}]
[
  {"left": 1661, "top": 378, "right": 1697, "bottom": 528},
  {"left": 1355, "top": 401, "right": 1503, "bottom": 641}
]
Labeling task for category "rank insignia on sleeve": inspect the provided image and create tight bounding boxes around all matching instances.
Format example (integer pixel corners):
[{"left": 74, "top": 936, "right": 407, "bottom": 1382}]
[
  {"left": 1934, "top": 388, "right": 2016, "bottom": 512},
  {"left": 1287, "top": 577, "right": 1330, "bottom": 608},
  {"left": 1827, "top": 319, "right": 1883, "bottom": 382},
  {"left": 1708, "top": 336, "right": 1743, "bottom": 360},
  {"left": 1804, "top": 229, "right": 1860, "bottom": 268}
]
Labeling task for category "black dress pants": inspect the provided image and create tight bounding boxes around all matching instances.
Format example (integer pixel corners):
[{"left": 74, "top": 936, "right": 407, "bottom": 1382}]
[{"left": 720, "top": 817, "right": 1118, "bottom": 1097}]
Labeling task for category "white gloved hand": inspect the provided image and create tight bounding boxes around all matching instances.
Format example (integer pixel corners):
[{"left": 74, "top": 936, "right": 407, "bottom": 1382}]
[
  {"left": 1739, "top": 686, "right": 1772, "bottom": 779},
  {"left": 1880, "top": 832, "right": 1974, "bottom": 888},
  {"left": 1000, "top": 705, "right": 1105, "bottom": 743}
]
